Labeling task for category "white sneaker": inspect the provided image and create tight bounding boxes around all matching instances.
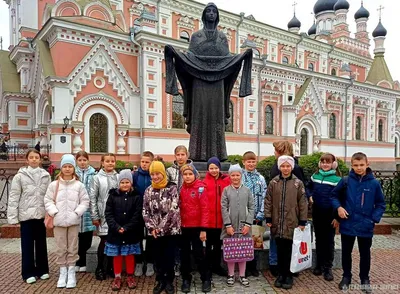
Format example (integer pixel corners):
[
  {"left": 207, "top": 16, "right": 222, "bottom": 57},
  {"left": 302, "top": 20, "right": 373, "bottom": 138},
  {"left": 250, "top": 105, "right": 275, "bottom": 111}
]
[
  {"left": 79, "top": 266, "right": 87, "bottom": 272},
  {"left": 40, "top": 274, "right": 49, "bottom": 280},
  {"left": 57, "top": 267, "right": 67, "bottom": 288},
  {"left": 146, "top": 263, "right": 154, "bottom": 277},
  {"left": 75, "top": 266, "right": 80, "bottom": 272},
  {"left": 66, "top": 266, "right": 76, "bottom": 289},
  {"left": 134, "top": 263, "right": 143, "bottom": 277},
  {"left": 26, "top": 277, "right": 36, "bottom": 284}
]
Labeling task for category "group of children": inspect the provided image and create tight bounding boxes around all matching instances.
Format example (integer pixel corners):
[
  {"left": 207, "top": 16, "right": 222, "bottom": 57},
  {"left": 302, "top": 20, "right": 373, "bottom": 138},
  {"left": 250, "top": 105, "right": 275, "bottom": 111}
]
[{"left": 7, "top": 142, "right": 385, "bottom": 294}]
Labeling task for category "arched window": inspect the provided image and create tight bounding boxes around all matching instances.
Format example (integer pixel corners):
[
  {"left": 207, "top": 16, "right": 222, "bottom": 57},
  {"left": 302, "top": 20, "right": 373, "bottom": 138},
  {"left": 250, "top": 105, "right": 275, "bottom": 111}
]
[
  {"left": 282, "top": 56, "right": 289, "bottom": 65},
  {"left": 225, "top": 101, "right": 234, "bottom": 132},
  {"left": 308, "top": 63, "right": 314, "bottom": 71},
  {"left": 252, "top": 48, "right": 260, "bottom": 59},
  {"left": 378, "top": 119, "right": 383, "bottom": 142},
  {"left": 180, "top": 31, "right": 190, "bottom": 42},
  {"left": 329, "top": 113, "right": 336, "bottom": 139},
  {"left": 172, "top": 94, "right": 185, "bottom": 129},
  {"left": 90, "top": 113, "right": 108, "bottom": 153},
  {"left": 300, "top": 128, "right": 308, "bottom": 155},
  {"left": 331, "top": 68, "right": 337, "bottom": 76},
  {"left": 355, "top": 116, "right": 362, "bottom": 140},
  {"left": 265, "top": 105, "right": 273, "bottom": 135}
]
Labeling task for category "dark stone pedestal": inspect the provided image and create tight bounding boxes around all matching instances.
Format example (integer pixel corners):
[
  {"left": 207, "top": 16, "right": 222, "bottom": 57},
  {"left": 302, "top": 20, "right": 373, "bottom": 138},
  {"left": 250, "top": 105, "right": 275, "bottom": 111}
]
[{"left": 193, "top": 161, "right": 231, "bottom": 172}]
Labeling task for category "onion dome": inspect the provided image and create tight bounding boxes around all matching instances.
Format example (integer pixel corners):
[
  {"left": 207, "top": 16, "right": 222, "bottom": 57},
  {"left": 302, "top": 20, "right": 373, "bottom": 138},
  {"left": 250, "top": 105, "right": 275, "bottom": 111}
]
[
  {"left": 313, "top": 0, "right": 338, "bottom": 15},
  {"left": 288, "top": 14, "right": 301, "bottom": 29},
  {"left": 354, "top": 3, "right": 370, "bottom": 19},
  {"left": 308, "top": 21, "right": 317, "bottom": 35},
  {"left": 334, "top": 0, "right": 350, "bottom": 11},
  {"left": 372, "top": 21, "right": 387, "bottom": 38}
]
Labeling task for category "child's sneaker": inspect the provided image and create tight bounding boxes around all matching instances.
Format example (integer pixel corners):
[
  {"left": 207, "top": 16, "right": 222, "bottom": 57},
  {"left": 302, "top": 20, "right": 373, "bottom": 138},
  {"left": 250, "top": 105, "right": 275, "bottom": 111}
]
[
  {"left": 339, "top": 277, "right": 351, "bottom": 290},
  {"left": 361, "top": 279, "right": 372, "bottom": 294},
  {"left": 134, "top": 263, "right": 143, "bottom": 277},
  {"left": 239, "top": 276, "right": 250, "bottom": 287},
  {"left": 26, "top": 277, "right": 36, "bottom": 284},
  {"left": 282, "top": 276, "right": 293, "bottom": 290},
  {"left": 226, "top": 275, "right": 235, "bottom": 286},
  {"left": 40, "top": 274, "right": 49, "bottom": 280},
  {"left": 79, "top": 266, "right": 87, "bottom": 272},
  {"left": 145, "top": 263, "right": 154, "bottom": 277},
  {"left": 111, "top": 277, "right": 122, "bottom": 291},
  {"left": 126, "top": 275, "right": 137, "bottom": 289}
]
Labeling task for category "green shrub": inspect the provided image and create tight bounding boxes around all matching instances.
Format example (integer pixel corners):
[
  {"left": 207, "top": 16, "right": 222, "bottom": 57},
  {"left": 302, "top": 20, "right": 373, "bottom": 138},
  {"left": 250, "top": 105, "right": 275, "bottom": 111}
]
[
  {"left": 164, "top": 162, "right": 173, "bottom": 169},
  {"left": 116, "top": 160, "right": 133, "bottom": 169},
  {"left": 226, "top": 155, "right": 243, "bottom": 166},
  {"left": 257, "top": 156, "right": 276, "bottom": 183}
]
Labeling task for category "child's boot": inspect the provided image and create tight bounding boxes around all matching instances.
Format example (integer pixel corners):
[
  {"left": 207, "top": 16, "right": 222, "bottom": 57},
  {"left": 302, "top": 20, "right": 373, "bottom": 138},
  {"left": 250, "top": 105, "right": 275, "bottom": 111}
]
[
  {"left": 66, "top": 266, "right": 76, "bottom": 289},
  {"left": 323, "top": 268, "right": 334, "bottom": 281},
  {"left": 57, "top": 267, "right": 68, "bottom": 288}
]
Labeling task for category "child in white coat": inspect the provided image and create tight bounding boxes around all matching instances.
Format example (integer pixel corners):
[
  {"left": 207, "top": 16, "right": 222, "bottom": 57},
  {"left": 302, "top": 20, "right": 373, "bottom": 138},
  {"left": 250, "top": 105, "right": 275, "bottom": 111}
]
[{"left": 44, "top": 154, "right": 89, "bottom": 289}]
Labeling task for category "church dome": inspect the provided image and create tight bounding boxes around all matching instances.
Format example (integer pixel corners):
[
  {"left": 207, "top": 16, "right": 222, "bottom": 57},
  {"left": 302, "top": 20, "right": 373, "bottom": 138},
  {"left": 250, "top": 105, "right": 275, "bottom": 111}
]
[
  {"left": 334, "top": 0, "right": 349, "bottom": 11},
  {"left": 354, "top": 3, "right": 370, "bottom": 19},
  {"left": 372, "top": 21, "right": 387, "bottom": 37},
  {"left": 288, "top": 14, "right": 301, "bottom": 29},
  {"left": 313, "top": 0, "right": 338, "bottom": 15},
  {"left": 308, "top": 21, "right": 317, "bottom": 35}
]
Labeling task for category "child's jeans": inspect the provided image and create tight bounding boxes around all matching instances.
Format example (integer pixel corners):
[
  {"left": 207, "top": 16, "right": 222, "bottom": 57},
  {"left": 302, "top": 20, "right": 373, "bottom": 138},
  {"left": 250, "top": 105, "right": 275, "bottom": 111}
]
[
  {"left": 227, "top": 261, "right": 246, "bottom": 276},
  {"left": 341, "top": 234, "right": 372, "bottom": 280},
  {"left": 269, "top": 236, "right": 278, "bottom": 266},
  {"left": 54, "top": 225, "right": 79, "bottom": 266}
]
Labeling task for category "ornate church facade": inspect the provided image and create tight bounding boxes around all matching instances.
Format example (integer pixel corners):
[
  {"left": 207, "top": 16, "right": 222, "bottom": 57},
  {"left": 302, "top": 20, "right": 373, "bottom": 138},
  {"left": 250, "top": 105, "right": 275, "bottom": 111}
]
[{"left": 0, "top": 0, "right": 399, "bottom": 168}]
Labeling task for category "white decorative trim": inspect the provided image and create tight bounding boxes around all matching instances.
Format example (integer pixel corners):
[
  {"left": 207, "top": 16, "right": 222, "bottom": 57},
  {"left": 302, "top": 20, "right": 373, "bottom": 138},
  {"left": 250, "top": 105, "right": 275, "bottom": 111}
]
[
  {"left": 72, "top": 93, "right": 129, "bottom": 124},
  {"left": 83, "top": 1, "right": 115, "bottom": 23},
  {"left": 51, "top": 0, "right": 82, "bottom": 17},
  {"left": 296, "top": 114, "right": 322, "bottom": 136},
  {"left": 93, "top": 76, "right": 106, "bottom": 89}
]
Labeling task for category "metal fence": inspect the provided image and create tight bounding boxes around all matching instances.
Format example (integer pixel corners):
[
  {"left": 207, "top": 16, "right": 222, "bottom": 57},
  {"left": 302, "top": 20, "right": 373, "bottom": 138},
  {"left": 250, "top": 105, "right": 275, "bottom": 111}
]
[
  {"left": 0, "top": 144, "right": 51, "bottom": 161},
  {"left": 0, "top": 168, "right": 399, "bottom": 220}
]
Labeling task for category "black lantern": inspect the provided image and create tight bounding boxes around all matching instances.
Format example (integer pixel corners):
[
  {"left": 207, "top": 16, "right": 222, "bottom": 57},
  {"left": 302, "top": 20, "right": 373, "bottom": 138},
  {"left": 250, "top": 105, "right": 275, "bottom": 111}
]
[{"left": 62, "top": 116, "right": 70, "bottom": 133}]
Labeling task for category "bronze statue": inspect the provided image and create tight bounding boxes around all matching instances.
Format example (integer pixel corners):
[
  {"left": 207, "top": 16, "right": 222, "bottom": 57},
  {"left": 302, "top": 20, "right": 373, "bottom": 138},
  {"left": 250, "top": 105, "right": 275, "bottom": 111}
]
[{"left": 165, "top": 3, "right": 253, "bottom": 161}]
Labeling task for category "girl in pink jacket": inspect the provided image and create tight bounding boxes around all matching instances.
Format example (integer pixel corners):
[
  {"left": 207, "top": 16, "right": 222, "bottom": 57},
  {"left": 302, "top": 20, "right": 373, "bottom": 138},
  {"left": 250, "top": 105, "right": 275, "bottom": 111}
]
[{"left": 44, "top": 154, "right": 89, "bottom": 289}]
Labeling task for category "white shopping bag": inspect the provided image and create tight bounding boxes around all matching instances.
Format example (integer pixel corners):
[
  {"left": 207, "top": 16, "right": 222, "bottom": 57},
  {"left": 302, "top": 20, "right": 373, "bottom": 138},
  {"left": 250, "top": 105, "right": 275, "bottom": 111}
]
[{"left": 290, "top": 224, "right": 312, "bottom": 273}]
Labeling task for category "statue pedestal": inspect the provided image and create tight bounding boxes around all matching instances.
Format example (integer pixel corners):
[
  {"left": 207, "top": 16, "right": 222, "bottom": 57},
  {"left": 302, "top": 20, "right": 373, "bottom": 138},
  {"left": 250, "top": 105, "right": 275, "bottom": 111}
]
[{"left": 193, "top": 161, "right": 231, "bottom": 173}]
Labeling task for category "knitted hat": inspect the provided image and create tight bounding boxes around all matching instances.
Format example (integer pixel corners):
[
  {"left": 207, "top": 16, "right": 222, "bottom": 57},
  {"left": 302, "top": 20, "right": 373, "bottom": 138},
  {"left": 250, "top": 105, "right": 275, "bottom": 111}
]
[
  {"left": 180, "top": 163, "right": 199, "bottom": 178},
  {"left": 118, "top": 169, "right": 133, "bottom": 185},
  {"left": 277, "top": 155, "right": 295, "bottom": 170},
  {"left": 228, "top": 164, "right": 242, "bottom": 174},
  {"left": 60, "top": 154, "right": 76, "bottom": 168},
  {"left": 207, "top": 157, "right": 221, "bottom": 170},
  {"left": 149, "top": 161, "right": 168, "bottom": 189}
]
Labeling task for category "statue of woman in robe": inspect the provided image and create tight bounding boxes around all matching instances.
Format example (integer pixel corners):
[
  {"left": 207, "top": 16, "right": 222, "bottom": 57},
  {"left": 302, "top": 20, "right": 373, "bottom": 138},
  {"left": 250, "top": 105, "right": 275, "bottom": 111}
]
[{"left": 165, "top": 3, "right": 253, "bottom": 162}]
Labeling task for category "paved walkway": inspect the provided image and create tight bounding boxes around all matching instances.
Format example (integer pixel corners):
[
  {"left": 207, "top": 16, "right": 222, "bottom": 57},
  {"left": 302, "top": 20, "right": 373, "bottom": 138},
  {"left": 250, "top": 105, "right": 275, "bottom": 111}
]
[{"left": 1, "top": 232, "right": 400, "bottom": 293}]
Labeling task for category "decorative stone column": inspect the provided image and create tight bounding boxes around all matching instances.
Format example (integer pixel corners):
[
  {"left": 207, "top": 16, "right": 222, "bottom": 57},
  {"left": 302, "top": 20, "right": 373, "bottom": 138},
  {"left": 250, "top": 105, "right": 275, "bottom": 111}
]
[
  {"left": 116, "top": 125, "right": 129, "bottom": 154},
  {"left": 313, "top": 136, "right": 321, "bottom": 152},
  {"left": 294, "top": 134, "right": 301, "bottom": 156},
  {"left": 71, "top": 121, "right": 84, "bottom": 153}
]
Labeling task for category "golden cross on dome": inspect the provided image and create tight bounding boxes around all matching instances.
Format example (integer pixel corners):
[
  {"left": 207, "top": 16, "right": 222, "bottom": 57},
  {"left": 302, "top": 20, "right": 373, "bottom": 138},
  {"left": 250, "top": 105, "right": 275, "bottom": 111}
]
[{"left": 377, "top": 5, "right": 385, "bottom": 21}]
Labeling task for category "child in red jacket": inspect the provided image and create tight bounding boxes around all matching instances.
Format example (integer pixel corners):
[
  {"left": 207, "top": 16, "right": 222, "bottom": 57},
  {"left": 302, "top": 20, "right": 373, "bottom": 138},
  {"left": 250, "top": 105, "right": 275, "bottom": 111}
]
[
  {"left": 203, "top": 157, "right": 230, "bottom": 276},
  {"left": 179, "top": 163, "right": 210, "bottom": 293}
]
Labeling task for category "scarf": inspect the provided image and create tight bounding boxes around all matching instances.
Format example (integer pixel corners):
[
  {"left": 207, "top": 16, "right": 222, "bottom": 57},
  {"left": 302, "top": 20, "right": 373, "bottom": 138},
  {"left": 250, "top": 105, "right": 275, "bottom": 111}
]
[{"left": 150, "top": 161, "right": 168, "bottom": 189}]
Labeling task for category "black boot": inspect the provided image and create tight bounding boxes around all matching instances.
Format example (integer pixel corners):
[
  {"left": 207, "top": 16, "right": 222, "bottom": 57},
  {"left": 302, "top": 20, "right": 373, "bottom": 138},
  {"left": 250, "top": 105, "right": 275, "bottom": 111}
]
[
  {"left": 274, "top": 276, "right": 285, "bottom": 288},
  {"left": 165, "top": 282, "right": 174, "bottom": 294},
  {"left": 181, "top": 279, "right": 191, "bottom": 293},
  {"left": 282, "top": 276, "right": 293, "bottom": 290},
  {"left": 313, "top": 266, "right": 323, "bottom": 276},
  {"left": 153, "top": 281, "right": 166, "bottom": 294},
  {"left": 202, "top": 280, "right": 212, "bottom": 292},
  {"left": 95, "top": 267, "right": 106, "bottom": 281},
  {"left": 323, "top": 268, "right": 334, "bottom": 281},
  {"left": 361, "top": 279, "right": 372, "bottom": 294},
  {"left": 339, "top": 277, "right": 351, "bottom": 290}
]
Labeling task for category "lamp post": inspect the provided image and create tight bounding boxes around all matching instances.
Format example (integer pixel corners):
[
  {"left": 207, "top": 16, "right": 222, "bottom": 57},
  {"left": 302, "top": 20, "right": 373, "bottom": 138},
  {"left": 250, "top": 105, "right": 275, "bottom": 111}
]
[
  {"left": 340, "top": 63, "right": 354, "bottom": 165},
  {"left": 257, "top": 54, "right": 268, "bottom": 161},
  {"left": 62, "top": 116, "right": 70, "bottom": 133}
]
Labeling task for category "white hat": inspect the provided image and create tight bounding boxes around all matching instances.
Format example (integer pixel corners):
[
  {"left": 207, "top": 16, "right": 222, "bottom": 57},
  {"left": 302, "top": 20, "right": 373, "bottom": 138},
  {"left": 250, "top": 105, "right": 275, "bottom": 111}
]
[
  {"left": 278, "top": 155, "right": 295, "bottom": 170},
  {"left": 228, "top": 164, "right": 243, "bottom": 174}
]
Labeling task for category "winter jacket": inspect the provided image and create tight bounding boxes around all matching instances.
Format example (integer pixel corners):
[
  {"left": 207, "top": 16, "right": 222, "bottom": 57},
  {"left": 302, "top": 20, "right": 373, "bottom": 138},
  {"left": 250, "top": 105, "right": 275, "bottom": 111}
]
[
  {"left": 132, "top": 167, "right": 152, "bottom": 198},
  {"left": 7, "top": 167, "right": 51, "bottom": 224},
  {"left": 203, "top": 172, "right": 230, "bottom": 228},
  {"left": 76, "top": 166, "right": 96, "bottom": 232},
  {"left": 89, "top": 169, "right": 118, "bottom": 236},
  {"left": 242, "top": 169, "right": 267, "bottom": 221},
  {"left": 270, "top": 157, "right": 306, "bottom": 184},
  {"left": 331, "top": 168, "right": 386, "bottom": 238},
  {"left": 105, "top": 188, "right": 143, "bottom": 245},
  {"left": 180, "top": 179, "right": 208, "bottom": 229},
  {"left": 265, "top": 174, "right": 308, "bottom": 240},
  {"left": 44, "top": 178, "right": 89, "bottom": 227},
  {"left": 220, "top": 185, "right": 254, "bottom": 239},
  {"left": 142, "top": 182, "right": 181, "bottom": 237},
  {"left": 166, "top": 160, "right": 193, "bottom": 192},
  {"left": 306, "top": 170, "right": 341, "bottom": 209}
]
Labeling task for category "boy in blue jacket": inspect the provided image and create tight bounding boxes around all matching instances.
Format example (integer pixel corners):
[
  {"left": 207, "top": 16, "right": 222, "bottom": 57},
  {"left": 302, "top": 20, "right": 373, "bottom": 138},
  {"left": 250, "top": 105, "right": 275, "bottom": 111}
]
[
  {"left": 132, "top": 151, "right": 154, "bottom": 277},
  {"left": 331, "top": 152, "right": 385, "bottom": 293}
]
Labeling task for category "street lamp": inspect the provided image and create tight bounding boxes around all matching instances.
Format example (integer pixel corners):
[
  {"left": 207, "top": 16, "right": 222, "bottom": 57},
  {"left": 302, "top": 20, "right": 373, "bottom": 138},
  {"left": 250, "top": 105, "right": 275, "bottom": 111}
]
[
  {"left": 257, "top": 54, "right": 269, "bottom": 161},
  {"left": 340, "top": 63, "right": 354, "bottom": 165},
  {"left": 62, "top": 116, "right": 70, "bottom": 133}
]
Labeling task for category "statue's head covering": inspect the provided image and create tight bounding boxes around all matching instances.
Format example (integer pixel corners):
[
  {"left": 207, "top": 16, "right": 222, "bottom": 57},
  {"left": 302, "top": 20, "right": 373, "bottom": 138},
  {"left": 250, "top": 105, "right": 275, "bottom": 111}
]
[{"left": 202, "top": 2, "right": 219, "bottom": 29}]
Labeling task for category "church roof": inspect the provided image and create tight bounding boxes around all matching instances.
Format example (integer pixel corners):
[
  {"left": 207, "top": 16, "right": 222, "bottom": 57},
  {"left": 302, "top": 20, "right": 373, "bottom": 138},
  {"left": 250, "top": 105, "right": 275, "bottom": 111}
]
[
  {"left": 372, "top": 21, "right": 387, "bottom": 38},
  {"left": 293, "top": 77, "right": 312, "bottom": 105},
  {"left": 365, "top": 53, "right": 393, "bottom": 86},
  {"left": 37, "top": 40, "right": 55, "bottom": 77},
  {"left": 76, "top": 0, "right": 112, "bottom": 9},
  {"left": 0, "top": 50, "right": 20, "bottom": 93},
  {"left": 288, "top": 14, "right": 301, "bottom": 29}
]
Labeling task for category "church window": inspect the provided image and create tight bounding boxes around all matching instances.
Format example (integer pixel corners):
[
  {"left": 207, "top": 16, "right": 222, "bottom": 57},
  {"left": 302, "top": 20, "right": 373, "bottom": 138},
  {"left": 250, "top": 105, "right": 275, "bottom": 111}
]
[
  {"left": 378, "top": 119, "right": 383, "bottom": 142},
  {"left": 308, "top": 63, "right": 314, "bottom": 71},
  {"left": 172, "top": 94, "right": 185, "bottom": 129},
  {"left": 300, "top": 128, "right": 308, "bottom": 155},
  {"left": 225, "top": 101, "right": 234, "bottom": 132},
  {"left": 331, "top": 68, "right": 337, "bottom": 76},
  {"left": 252, "top": 48, "right": 260, "bottom": 59},
  {"left": 90, "top": 113, "right": 108, "bottom": 153},
  {"left": 180, "top": 31, "right": 190, "bottom": 42},
  {"left": 355, "top": 116, "right": 362, "bottom": 140},
  {"left": 282, "top": 56, "right": 289, "bottom": 65},
  {"left": 329, "top": 113, "right": 336, "bottom": 139},
  {"left": 265, "top": 105, "right": 273, "bottom": 135}
]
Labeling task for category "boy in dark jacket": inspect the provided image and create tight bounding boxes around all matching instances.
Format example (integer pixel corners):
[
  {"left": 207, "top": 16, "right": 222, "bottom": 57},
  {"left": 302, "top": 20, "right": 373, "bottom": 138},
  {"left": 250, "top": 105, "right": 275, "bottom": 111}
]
[
  {"left": 265, "top": 156, "right": 308, "bottom": 290},
  {"left": 331, "top": 152, "right": 385, "bottom": 293},
  {"left": 132, "top": 151, "right": 154, "bottom": 277}
]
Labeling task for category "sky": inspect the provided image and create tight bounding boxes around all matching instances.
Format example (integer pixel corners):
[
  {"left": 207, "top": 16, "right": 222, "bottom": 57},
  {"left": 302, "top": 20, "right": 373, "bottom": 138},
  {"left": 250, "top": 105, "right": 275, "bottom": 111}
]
[{"left": 0, "top": 0, "right": 398, "bottom": 81}]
